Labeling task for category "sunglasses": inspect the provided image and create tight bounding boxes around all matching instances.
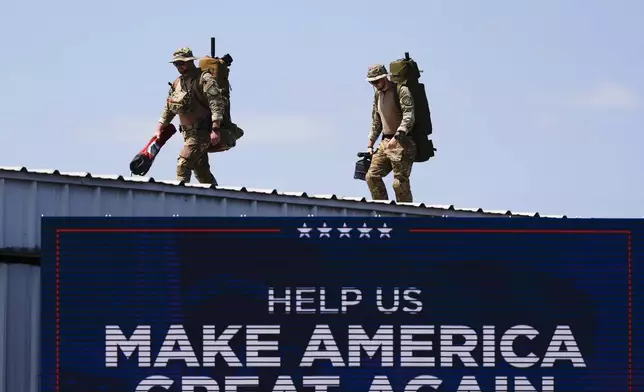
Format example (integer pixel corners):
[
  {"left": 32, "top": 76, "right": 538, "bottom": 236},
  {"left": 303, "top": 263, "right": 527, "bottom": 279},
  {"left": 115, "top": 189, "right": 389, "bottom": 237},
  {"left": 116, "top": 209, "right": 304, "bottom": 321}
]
[{"left": 173, "top": 61, "right": 187, "bottom": 67}]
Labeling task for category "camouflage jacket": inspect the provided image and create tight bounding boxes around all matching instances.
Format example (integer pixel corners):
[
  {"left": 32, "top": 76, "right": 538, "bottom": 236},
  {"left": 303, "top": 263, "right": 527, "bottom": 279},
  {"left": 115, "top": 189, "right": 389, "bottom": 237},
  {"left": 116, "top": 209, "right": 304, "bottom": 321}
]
[
  {"left": 369, "top": 83, "right": 415, "bottom": 143},
  {"left": 158, "top": 69, "right": 225, "bottom": 127}
]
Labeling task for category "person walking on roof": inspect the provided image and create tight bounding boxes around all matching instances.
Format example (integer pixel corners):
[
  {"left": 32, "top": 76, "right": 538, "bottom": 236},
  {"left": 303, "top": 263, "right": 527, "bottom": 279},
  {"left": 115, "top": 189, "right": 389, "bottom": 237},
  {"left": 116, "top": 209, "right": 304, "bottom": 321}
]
[
  {"left": 156, "top": 47, "right": 228, "bottom": 185},
  {"left": 364, "top": 64, "right": 416, "bottom": 203}
]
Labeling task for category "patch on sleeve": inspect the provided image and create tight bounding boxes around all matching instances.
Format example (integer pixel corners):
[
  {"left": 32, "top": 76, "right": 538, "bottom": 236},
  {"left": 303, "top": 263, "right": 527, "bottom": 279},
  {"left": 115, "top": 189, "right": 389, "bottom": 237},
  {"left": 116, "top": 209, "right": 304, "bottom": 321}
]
[{"left": 202, "top": 74, "right": 220, "bottom": 95}]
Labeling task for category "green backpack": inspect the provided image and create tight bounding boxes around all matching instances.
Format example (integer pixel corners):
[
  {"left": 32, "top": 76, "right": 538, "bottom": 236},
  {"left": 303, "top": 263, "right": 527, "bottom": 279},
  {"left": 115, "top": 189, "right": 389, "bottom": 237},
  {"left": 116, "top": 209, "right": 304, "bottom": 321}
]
[{"left": 389, "top": 53, "right": 436, "bottom": 162}]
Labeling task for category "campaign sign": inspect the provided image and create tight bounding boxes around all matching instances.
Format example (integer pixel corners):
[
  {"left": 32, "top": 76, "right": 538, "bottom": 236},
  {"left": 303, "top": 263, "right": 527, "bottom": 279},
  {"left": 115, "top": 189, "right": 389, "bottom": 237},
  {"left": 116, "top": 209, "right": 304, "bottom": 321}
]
[{"left": 40, "top": 217, "right": 642, "bottom": 392}]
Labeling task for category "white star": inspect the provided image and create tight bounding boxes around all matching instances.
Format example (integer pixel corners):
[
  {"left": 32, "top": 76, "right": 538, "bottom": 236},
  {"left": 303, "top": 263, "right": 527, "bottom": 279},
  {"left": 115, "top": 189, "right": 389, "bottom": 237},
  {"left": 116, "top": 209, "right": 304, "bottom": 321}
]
[
  {"left": 298, "top": 223, "right": 312, "bottom": 238},
  {"left": 318, "top": 222, "right": 332, "bottom": 238},
  {"left": 338, "top": 223, "right": 353, "bottom": 238},
  {"left": 378, "top": 223, "right": 392, "bottom": 238},
  {"left": 358, "top": 223, "right": 372, "bottom": 238}
]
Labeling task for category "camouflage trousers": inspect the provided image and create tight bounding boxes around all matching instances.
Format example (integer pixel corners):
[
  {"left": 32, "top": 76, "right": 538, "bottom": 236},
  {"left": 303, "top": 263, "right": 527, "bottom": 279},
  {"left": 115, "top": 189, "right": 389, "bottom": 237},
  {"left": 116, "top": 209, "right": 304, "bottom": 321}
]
[
  {"left": 177, "top": 118, "right": 243, "bottom": 183},
  {"left": 177, "top": 125, "right": 217, "bottom": 184},
  {"left": 365, "top": 136, "right": 416, "bottom": 203}
]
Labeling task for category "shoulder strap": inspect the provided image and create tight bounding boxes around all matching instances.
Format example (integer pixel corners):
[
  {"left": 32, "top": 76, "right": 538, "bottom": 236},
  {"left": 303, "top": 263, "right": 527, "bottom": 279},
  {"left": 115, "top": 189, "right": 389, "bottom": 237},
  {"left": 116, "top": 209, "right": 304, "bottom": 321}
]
[
  {"left": 167, "top": 77, "right": 180, "bottom": 93},
  {"left": 393, "top": 83, "right": 402, "bottom": 112},
  {"left": 373, "top": 89, "right": 380, "bottom": 120}
]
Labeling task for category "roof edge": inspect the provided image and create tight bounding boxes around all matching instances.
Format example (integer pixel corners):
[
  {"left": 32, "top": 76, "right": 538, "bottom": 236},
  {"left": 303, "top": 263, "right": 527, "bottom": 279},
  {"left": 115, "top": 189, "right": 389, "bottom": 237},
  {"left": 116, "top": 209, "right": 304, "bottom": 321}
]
[{"left": 0, "top": 166, "right": 568, "bottom": 218}]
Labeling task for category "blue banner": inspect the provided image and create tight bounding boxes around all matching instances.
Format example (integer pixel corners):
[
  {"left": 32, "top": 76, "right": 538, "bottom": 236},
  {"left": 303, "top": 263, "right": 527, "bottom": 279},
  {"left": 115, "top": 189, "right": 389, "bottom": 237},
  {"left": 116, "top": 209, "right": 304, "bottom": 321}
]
[{"left": 40, "top": 217, "right": 642, "bottom": 392}]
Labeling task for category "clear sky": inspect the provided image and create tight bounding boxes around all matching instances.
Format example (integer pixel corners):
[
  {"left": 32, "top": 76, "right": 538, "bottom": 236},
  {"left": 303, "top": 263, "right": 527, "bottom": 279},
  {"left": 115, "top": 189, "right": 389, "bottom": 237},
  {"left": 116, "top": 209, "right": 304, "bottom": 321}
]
[{"left": 1, "top": 0, "right": 642, "bottom": 218}]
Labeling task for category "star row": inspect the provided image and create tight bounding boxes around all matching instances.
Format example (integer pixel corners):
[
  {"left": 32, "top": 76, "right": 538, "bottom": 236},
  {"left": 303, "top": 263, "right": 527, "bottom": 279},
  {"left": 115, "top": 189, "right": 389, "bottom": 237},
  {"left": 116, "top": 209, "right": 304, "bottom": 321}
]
[{"left": 297, "top": 223, "right": 392, "bottom": 238}]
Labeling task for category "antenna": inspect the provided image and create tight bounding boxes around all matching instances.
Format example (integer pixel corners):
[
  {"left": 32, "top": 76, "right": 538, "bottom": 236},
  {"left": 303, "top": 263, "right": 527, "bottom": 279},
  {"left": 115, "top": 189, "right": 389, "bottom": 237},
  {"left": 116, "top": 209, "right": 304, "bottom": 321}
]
[{"left": 210, "top": 37, "right": 215, "bottom": 57}]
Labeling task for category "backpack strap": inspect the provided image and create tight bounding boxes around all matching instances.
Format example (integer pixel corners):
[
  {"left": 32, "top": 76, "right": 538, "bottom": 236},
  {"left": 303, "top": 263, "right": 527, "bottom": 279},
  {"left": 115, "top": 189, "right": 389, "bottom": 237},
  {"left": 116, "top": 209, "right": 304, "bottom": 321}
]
[
  {"left": 167, "top": 78, "right": 179, "bottom": 97},
  {"left": 392, "top": 83, "right": 402, "bottom": 114},
  {"left": 372, "top": 89, "right": 379, "bottom": 122}
]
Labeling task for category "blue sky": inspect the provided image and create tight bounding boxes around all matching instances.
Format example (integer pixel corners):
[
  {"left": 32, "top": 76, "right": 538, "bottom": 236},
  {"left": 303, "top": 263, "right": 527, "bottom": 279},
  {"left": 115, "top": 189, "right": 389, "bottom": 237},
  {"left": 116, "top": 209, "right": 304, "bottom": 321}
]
[{"left": 1, "top": 0, "right": 642, "bottom": 217}]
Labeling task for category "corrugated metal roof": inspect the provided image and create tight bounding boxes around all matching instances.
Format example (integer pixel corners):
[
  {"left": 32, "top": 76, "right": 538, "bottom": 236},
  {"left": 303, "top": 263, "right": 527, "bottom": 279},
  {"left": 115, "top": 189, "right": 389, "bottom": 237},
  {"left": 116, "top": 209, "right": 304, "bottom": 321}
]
[
  {"left": 0, "top": 262, "right": 40, "bottom": 392},
  {"left": 0, "top": 166, "right": 565, "bottom": 219}
]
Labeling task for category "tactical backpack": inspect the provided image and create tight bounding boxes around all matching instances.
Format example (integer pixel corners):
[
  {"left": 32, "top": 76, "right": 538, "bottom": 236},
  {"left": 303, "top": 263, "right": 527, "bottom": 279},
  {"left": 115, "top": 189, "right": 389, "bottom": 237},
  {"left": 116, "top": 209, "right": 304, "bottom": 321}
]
[
  {"left": 389, "top": 53, "right": 436, "bottom": 162},
  {"left": 198, "top": 53, "right": 244, "bottom": 152},
  {"left": 199, "top": 54, "right": 233, "bottom": 98}
]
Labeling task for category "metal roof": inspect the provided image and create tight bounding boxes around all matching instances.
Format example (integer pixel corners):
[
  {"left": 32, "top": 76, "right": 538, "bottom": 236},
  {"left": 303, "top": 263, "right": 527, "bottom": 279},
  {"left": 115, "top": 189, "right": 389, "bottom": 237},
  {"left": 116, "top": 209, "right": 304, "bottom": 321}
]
[
  {"left": 0, "top": 166, "right": 566, "bottom": 219},
  {"left": 0, "top": 165, "right": 567, "bottom": 253},
  {"left": 0, "top": 262, "right": 40, "bottom": 392}
]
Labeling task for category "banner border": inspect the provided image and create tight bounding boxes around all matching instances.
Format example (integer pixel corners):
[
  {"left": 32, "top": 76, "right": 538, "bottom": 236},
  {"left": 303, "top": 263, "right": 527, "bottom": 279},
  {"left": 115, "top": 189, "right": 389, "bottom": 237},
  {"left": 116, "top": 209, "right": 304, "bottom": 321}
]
[{"left": 52, "top": 227, "right": 633, "bottom": 392}]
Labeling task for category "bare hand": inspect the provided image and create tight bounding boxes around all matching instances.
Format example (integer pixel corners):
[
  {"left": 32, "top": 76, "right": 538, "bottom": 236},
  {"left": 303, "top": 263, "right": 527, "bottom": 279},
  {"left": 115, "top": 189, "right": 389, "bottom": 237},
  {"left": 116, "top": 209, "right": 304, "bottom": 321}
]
[
  {"left": 210, "top": 130, "right": 221, "bottom": 145},
  {"left": 154, "top": 123, "right": 164, "bottom": 139},
  {"left": 387, "top": 137, "right": 398, "bottom": 148}
]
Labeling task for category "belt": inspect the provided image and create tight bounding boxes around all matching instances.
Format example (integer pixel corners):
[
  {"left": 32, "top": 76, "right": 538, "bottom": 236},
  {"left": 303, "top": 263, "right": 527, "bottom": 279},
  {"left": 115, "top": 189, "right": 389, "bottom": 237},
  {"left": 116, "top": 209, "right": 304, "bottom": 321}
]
[
  {"left": 382, "top": 134, "right": 393, "bottom": 140},
  {"left": 180, "top": 121, "right": 211, "bottom": 132}
]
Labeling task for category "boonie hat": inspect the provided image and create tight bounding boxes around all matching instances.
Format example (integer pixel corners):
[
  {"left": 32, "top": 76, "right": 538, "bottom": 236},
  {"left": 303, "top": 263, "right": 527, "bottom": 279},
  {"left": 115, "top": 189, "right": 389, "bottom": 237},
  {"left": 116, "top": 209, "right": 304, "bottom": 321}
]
[
  {"left": 365, "top": 64, "right": 389, "bottom": 82},
  {"left": 170, "top": 47, "right": 198, "bottom": 63}
]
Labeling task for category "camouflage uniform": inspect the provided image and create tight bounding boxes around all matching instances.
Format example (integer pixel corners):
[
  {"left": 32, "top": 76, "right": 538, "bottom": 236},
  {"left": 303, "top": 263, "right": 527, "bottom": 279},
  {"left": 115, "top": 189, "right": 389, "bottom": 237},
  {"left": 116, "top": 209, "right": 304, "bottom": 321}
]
[
  {"left": 158, "top": 48, "right": 226, "bottom": 184},
  {"left": 198, "top": 56, "right": 245, "bottom": 153},
  {"left": 364, "top": 64, "right": 416, "bottom": 203}
]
